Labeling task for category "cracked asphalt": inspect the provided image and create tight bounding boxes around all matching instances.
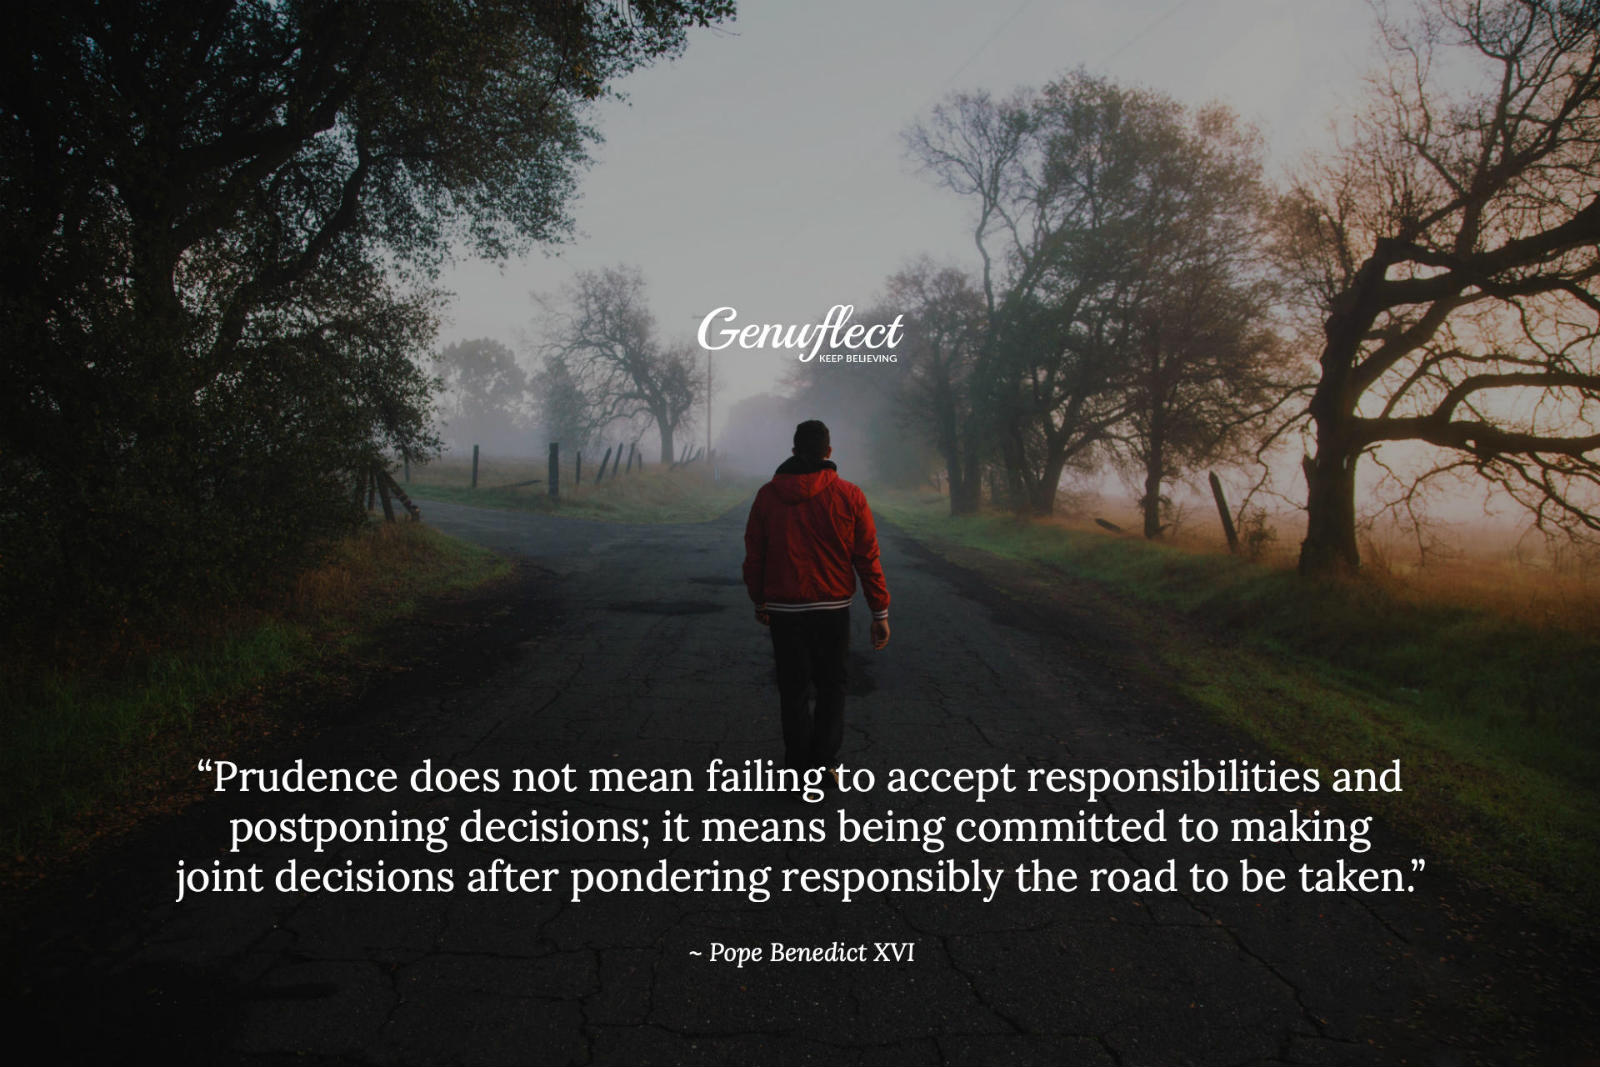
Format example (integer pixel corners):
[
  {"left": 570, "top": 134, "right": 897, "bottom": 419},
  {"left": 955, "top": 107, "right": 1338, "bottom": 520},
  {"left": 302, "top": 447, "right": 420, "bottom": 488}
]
[{"left": 8, "top": 499, "right": 1595, "bottom": 1065}]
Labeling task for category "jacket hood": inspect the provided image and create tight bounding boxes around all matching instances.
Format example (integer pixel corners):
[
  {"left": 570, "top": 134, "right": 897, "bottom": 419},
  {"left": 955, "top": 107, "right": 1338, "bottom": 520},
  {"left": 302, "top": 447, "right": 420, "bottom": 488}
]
[{"left": 771, "top": 456, "right": 838, "bottom": 502}]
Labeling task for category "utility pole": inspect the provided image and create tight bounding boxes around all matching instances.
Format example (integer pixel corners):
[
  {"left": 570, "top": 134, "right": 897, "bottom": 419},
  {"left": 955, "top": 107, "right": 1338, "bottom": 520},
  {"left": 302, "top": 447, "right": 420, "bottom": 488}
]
[{"left": 693, "top": 313, "right": 715, "bottom": 481}]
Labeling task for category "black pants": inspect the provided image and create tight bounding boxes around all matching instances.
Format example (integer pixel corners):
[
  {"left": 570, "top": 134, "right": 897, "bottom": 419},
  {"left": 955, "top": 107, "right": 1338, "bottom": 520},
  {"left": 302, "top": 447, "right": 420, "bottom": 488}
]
[{"left": 768, "top": 608, "right": 850, "bottom": 771}]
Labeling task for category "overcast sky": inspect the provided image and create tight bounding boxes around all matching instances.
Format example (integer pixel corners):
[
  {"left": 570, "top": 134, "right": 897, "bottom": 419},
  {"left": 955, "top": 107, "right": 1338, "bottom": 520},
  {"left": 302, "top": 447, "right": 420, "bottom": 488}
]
[{"left": 439, "top": 0, "right": 1380, "bottom": 413}]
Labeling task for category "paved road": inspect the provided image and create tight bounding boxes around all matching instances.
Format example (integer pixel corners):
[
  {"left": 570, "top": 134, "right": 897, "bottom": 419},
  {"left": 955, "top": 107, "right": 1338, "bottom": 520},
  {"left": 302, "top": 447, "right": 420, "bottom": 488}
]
[{"left": 8, "top": 500, "right": 1592, "bottom": 1064}]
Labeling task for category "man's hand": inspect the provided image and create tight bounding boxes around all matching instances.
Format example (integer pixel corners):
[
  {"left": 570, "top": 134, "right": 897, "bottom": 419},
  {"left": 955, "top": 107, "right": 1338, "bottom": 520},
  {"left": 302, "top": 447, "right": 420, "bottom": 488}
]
[
  {"left": 755, "top": 605, "right": 770, "bottom": 627},
  {"left": 870, "top": 618, "right": 890, "bottom": 650}
]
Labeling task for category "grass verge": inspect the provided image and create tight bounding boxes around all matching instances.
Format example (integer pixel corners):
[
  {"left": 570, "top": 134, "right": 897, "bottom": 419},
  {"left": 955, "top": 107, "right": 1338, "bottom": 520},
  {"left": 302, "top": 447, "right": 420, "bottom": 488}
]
[
  {"left": 405, "top": 457, "right": 753, "bottom": 523},
  {"left": 875, "top": 491, "right": 1600, "bottom": 928},
  {"left": 0, "top": 521, "right": 510, "bottom": 873}
]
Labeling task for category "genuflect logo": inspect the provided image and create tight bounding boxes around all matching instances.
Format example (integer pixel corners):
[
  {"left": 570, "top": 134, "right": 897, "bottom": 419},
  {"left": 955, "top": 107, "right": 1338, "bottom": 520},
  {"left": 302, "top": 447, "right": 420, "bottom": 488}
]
[{"left": 696, "top": 305, "right": 904, "bottom": 363}]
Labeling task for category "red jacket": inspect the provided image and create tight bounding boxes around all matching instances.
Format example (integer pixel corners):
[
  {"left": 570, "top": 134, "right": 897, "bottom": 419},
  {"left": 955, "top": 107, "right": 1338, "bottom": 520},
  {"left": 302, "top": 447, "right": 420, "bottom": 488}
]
[{"left": 743, "top": 458, "right": 890, "bottom": 619}]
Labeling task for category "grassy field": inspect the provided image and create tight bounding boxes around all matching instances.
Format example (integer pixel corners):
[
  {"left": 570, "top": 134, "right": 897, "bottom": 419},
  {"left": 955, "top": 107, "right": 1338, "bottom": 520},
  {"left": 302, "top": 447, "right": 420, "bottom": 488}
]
[
  {"left": 0, "top": 521, "right": 510, "bottom": 872},
  {"left": 874, "top": 491, "right": 1600, "bottom": 927},
  {"left": 405, "top": 453, "right": 754, "bottom": 523}
]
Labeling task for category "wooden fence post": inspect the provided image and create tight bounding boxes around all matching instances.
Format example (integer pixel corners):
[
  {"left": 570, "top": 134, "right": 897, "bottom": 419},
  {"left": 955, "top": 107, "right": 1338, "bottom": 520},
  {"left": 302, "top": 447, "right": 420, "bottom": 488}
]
[
  {"left": 1209, "top": 471, "right": 1240, "bottom": 554},
  {"left": 548, "top": 442, "right": 559, "bottom": 498},
  {"left": 471, "top": 444, "right": 479, "bottom": 489},
  {"left": 596, "top": 446, "right": 612, "bottom": 485},
  {"left": 575, "top": 450, "right": 582, "bottom": 487},
  {"left": 626, "top": 442, "right": 637, "bottom": 474},
  {"left": 376, "top": 468, "right": 396, "bottom": 521},
  {"left": 380, "top": 469, "right": 422, "bottom": 520}
]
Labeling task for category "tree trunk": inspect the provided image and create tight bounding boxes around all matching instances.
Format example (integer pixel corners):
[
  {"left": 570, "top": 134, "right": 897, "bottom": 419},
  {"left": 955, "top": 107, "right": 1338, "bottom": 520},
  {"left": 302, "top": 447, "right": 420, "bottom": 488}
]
[
  {"left": 951, "top": 428, "right": 983, "bottom": 515},
  {"left": 1142, "top": 434, "right": 1165, "bottom": 539},
  {"left": 1299, "top": 444, "right": 1361, "bottom": 575},
  {"left": 934, "top": 386, "right": 966, "bottom": 514},
  {"left": 1000, "top": 423, "right": 1030, "bottom": 514},
  {"left": 1142, "top": 387, "right": 1166, "bottom": 539},
  {"left": 1028, "top": 449, "right": 1068, "bottom": 517},
  {"left": 657, "top": 422, "right": 674, "bottom": 468},
  {"left": 940, "top": 447, "right": 965, "bottom": 512},
  {"left": 1298, "top": 363, "right": 1363, "bottom": 574},
  {"left": 1142, "top": 465, "right": 1164, "bottom": 539},
  {"left": 1298, "top": 249, "right": 1391, "bottom": 575}
]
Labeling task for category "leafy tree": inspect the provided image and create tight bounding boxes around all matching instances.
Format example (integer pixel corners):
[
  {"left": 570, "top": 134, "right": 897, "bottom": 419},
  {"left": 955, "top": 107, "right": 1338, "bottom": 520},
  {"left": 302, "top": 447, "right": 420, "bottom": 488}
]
[
  {"left": 532, "top": 353, "right": 601, "bottom": 456},
  {"left": 886, "top": 260, "right": 987, "bottom": 510},
  {"left": 436, "top": 338, "right": 531, "bottom": 454},
  {"left": 542, "top": 266, "right": 701, "bottom": 465},
  {"left": 0, "top": 0, "right": 733, "bottom": 626},
  {"left": 909, "top": 73, "right": 1280, "bottom": 516},
  {"left": 1283, "top": 0, "right": 1600, "bottom": 575},
  {"left": 1111, "top": 106, "right": 1284, "bottom": 539},
  {"left": 1121, "top": 261, "right": 1285, "bottom": 538}
]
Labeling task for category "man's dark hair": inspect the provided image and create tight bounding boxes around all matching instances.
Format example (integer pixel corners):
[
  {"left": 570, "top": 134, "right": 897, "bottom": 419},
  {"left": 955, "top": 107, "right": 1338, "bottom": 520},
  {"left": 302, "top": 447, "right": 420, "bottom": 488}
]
[{"left": 793, "top": 420, "right": 830, "bottom": 460}]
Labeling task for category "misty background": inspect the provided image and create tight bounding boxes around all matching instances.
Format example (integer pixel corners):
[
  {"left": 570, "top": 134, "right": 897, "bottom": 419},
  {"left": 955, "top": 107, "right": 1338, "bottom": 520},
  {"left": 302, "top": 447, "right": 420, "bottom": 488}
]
[{"left": 434, "top": 0, "right": 1370, "bottom": 474}]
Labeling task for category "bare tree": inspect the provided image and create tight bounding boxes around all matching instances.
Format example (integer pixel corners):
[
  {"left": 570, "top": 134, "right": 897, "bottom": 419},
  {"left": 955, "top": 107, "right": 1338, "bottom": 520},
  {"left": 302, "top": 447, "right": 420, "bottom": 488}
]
[
  {"left": 542, "top": 266, "right": 700, "bottom": 465},
  {"left": 904, "top": 88, "right": 1032, "bottom": 514},
  {"left": 1285, "top": 0, "right": 1600, "bottom": 575}
]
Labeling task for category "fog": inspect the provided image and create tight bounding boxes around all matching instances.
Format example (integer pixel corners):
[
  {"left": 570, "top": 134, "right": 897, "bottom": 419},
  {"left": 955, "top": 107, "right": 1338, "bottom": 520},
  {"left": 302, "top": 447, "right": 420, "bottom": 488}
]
[
  {"left": 441, "top": 0, "right": 1374, "bottom": 412},
  {"left": 432, "top": 1, "right": 1598, "bottom": 555}
]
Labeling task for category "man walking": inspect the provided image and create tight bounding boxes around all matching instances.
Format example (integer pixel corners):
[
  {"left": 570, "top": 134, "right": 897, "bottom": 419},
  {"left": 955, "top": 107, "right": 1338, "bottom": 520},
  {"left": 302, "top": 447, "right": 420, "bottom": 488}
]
[{"left": 743, "top": 420, "right": 890, "bottom": 775}]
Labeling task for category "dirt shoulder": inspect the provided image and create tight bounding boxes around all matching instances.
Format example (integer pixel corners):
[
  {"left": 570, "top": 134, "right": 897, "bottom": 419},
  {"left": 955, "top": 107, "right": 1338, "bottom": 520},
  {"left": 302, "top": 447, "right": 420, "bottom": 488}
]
[
  {"left": 890, "top": 524, "right": 1599, "bottom": 1064},
  {"left": 1, "top": 558, "right": 559, "bottom": 913}
]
